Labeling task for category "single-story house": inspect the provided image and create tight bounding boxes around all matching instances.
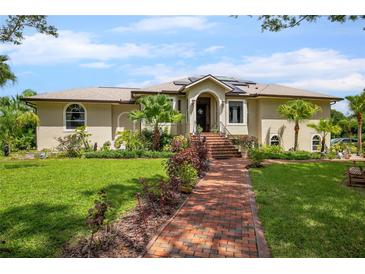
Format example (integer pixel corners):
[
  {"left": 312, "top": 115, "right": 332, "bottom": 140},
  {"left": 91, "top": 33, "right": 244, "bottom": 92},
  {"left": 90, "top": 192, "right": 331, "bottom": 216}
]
[{"left": 24, "top": 74, "right": 342, "bottom": 151}]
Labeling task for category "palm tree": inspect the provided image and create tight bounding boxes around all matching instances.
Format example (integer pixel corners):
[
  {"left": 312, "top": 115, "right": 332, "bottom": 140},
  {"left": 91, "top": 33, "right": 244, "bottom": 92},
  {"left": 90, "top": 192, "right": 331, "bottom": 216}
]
[
  {"left": 0, "top": 55, "right": 16, "bottom": 87},
  {"left": 129, "top": 94, "right": 183, "bottom": 151},
  {"left": 278, "top": 99, "right": 321, "bottom": 151},
  {"left": 308, "top": 119, "right": 341, "bottom": 152},
  {"left": 339, "top": 118, "right": 357, "bottom": 141},
  {"left": 346, "top": 90, "right": 365, "bottom": 155}
]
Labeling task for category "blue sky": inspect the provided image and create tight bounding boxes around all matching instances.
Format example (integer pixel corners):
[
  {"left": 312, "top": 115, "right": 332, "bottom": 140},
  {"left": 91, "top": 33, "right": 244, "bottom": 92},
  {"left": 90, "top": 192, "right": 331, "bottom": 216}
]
[{"left": 1, "top": 15, "right": 365, "bottom": 113}]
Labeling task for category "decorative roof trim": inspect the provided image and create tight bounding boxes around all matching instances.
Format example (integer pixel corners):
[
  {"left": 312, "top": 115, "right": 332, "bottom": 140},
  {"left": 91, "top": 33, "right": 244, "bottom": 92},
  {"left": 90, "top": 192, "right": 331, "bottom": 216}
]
[{"left": 183, "top": 74, "right": 234, "bottom": 92}]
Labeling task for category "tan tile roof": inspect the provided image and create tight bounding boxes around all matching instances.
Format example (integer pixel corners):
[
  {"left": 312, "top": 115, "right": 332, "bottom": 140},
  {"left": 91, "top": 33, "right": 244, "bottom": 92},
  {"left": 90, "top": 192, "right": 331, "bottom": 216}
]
[
  {"left": 24, "top": 75, "right": 343, "bottom": 102},
  {"left": 24, "top": 87, "right": 137, "bottom": 102}
]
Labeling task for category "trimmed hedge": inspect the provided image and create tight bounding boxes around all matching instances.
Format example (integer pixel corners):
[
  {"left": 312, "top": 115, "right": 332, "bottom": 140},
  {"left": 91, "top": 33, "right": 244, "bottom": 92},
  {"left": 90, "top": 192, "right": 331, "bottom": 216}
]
[
  {"left": 250, "top": 149, "right": 322, "bottom": 160},
  {"left": 84, "top": 150, "right": 174, "bottom": 159}
]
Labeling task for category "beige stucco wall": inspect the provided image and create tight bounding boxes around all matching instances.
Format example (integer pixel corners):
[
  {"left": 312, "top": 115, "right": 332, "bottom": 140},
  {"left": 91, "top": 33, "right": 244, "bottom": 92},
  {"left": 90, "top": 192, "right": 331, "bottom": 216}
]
[
  {"left": 35, "top": 101, "right": 135, "bottom": 150},
  {"left": 111, "top": 104, "right": 140, "bottom": 140},
  {"left": 256, "top": 98, "right": 332, "bottom": 151}
]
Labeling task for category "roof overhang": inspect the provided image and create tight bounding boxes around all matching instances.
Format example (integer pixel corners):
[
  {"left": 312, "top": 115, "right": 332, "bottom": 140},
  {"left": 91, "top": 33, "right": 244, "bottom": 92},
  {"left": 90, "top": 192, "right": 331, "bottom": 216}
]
[
  {"left": 183, "top": 74, "right": 234, "bottom": 92},
  {"left": 227, "top": 93, "right": 343, "bottom": 102},
  {"left": 21, "top": 97, "right": 136, "bottom": 104}
]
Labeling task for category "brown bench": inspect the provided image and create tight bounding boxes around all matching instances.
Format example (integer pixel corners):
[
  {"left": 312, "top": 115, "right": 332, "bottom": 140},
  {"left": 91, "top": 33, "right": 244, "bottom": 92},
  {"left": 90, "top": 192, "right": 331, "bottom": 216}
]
[{"left": 346, "top": 162, "right": 365, "bottom": 187}]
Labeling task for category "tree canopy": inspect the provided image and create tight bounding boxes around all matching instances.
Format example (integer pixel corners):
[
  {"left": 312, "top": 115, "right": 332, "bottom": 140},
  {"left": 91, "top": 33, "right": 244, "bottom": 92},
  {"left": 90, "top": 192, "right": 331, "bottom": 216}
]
[
  {"left": 257, "top": 15, "right": 365, "bottom": 32},
  {"left": 0, "top": 16, "right": 58, "bottom": 89}
]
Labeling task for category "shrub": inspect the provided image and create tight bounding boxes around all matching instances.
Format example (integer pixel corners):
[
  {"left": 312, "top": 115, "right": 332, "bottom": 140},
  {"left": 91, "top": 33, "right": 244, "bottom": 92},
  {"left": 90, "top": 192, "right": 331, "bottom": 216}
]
[
  {"left": 176, "top": 163, "right": 198, "bottom": 193},
  {"left": 114, "top": 130, "right": 144, "bottom": 150},
  {"left": 248, "top": 148, "right": 321, "bottom": 162},
  {"left": 165, "top": 138, "right": 208, "bottom": 192},
  {"left": 84, "top": 150, "right": 173, "bottom": 159},
  {"left": 170, "top": 135, "right": 188, "bottom": 152},
  {"left": 57, "top": 134, "right": 82, "bottom": 158},
  {"left": 101, "top": 141, "right": 111, "bottom": 151},
  {"left": 234, "top": 135, "right": 258, "bottom": 150},
  {"left": 140, "top": 128, "right": 173, "bottom": 151},
  {"left": 85, "top": 190, "right": 110, "bottom": 257},
  {"left": 260, "top": 144, "right": 284, "bottom": 154},
  {"left": 248, "top": 148, "right": 265, "bottom": 167}
]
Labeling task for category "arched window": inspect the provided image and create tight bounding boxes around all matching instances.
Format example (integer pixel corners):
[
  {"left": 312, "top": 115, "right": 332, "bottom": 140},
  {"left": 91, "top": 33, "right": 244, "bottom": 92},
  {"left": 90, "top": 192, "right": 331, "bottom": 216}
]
[
  {"left": 312, "top": 135, "right": 321, "bottom": 151},
  {"left": 270, "top": 135, "right": 280, "bottom": 146},
  {"left": 65, "top": 103, "right": 85, "bottom": 129}
]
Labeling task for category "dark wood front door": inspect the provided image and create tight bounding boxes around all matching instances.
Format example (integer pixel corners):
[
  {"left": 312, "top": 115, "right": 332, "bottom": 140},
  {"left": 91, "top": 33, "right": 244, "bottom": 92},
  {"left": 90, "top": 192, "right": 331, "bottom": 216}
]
[{"left": 196, "top": 98, "right": 210, "bottom": 132}]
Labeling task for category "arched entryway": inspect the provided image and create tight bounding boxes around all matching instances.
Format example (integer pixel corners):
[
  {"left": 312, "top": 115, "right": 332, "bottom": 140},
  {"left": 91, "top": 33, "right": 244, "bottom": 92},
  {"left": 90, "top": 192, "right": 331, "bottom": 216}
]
[{"left": 196, "top": 92, "right": 219, "bottom": 132}]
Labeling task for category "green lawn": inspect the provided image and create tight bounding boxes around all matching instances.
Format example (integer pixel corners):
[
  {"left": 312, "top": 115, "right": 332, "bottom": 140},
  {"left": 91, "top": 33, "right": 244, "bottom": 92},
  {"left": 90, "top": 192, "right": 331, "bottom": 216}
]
[
  {"left": 250, "top": 162, "right": 365, "bottom": 257},
  {"left": 0, "top": 158, "right": 166, "bottom": 257}
]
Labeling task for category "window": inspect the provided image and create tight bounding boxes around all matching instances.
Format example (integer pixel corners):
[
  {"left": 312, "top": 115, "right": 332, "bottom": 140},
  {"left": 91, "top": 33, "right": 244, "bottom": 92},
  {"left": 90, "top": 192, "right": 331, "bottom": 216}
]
[
  {"left": 65, "top": 104, "right": 85, "bottom": 129},
  {"left": 229, "top": 101, "right": 243, "bottom": 123},
  {"left": 177, "top": 99, "right": 181, "bottom": 111},
  {"left": 270, "top": 135, "right": 280, "bottom": 146},
  {"left": 312, "top": 135, "right": 321, "bottom": 151}
]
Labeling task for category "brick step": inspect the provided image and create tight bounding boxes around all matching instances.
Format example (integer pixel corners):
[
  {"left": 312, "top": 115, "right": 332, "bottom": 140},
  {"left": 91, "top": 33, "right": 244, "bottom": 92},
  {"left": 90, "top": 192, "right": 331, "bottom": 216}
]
[
  {"left": 212, "top": 154, "right": 242, "bottom": 159},
  {"left": 211, "top": 152, "right": 241, "bottom": 156},
  {"left": 207, "top": 143, "right": 235, "bottom": 146},
  {"left": 208, "top": 146, "right": 237, "bottom": 150}
]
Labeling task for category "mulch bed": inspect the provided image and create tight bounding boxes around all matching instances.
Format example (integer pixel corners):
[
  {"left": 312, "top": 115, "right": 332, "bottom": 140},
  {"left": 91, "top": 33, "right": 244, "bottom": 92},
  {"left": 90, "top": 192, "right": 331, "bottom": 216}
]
[{"left": 63, "top": 194, "right": 187, "bottom": 258}]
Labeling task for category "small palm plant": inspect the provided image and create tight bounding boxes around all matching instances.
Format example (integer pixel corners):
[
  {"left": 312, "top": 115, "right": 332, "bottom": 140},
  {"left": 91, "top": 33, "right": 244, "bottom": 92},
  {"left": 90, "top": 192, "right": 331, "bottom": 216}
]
[
  {"left": 277, "top": 100, "right": 321, "bottom": 151},
  {"left": 129, "top": 94, "right": 183, "bottom": 151},
  {"left": 345, "top": 90, "right": 365, "bottom": 155},
  {"left": 308, "top": 119, "right": 341, "bottom": 153}
]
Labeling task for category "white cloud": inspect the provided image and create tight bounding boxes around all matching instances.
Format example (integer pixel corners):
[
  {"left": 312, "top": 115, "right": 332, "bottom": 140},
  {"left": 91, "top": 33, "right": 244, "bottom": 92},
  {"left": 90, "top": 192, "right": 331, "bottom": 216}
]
[
  {"left": 195, "top": 48, "right": 365, "bottom": 94},
  {"left": 204, "top": 45, "right": 224, "bottom": 53},
  {"left": 0, "top": 30, "right": 196, "bottom": 65},
  {"left": 80, "top": 62, "right": 113, "bottom": 69},
  {"left": 111, "top": 16, "right": 216, "bottom": 33}
]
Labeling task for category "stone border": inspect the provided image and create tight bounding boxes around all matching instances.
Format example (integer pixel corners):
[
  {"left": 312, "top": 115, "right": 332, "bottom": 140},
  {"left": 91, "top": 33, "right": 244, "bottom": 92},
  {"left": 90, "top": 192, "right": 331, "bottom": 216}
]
[{"left": 244, "top": 169, "right": 271, "bottom": 258}]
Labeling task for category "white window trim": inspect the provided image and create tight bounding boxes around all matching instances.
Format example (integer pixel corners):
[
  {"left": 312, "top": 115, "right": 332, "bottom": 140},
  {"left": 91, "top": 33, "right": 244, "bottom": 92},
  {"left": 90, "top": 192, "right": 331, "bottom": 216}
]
[
  {"left": 63, "top": 102, "right": 87, "bottom": 132},
  {"left": 269, "top": 134, "right": 280, "bottom": 146},
  {"left": 311, "top": 134, "right": 322, "bottom": 152},
  {"left": 227, "top": 99, "right": 247, "bottom": 126}
]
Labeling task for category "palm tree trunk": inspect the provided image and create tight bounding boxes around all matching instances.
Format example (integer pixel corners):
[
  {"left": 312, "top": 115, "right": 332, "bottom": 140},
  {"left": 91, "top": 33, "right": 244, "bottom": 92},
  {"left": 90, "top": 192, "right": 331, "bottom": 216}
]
[
  {"left": 321, "top": 134, "right": 326, "bottom": 153},
  {"left": 152, "top": 123, "right": 160, "bottom": 151},
  {"left": 294, "top": 121, "right": 299, "bottom": 151},
  {"left": 357, "top": 113, "right": 363, "bottom": 155}
]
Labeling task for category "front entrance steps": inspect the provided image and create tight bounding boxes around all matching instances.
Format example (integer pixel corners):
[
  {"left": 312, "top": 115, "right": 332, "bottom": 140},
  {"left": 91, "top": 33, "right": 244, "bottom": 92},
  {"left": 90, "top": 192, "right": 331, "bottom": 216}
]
[{"left": 191, "top": 132, "right": 242, "bottom": 160}]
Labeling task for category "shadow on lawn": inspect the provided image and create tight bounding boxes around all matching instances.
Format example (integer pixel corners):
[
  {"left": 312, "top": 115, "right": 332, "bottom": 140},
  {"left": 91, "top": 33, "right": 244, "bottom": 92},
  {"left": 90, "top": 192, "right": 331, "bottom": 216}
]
[
  {"left": 81, "top": 175, "right": 164, "bottom": 221},
  {"left": 2, "top": 163, "right": 45, "bottom": 169},
  {"left": 0, "top": 176, "right": 161, "bottom": 258},
  {"left": 0, "top": 203, "right": 83, "bottom": 258}
]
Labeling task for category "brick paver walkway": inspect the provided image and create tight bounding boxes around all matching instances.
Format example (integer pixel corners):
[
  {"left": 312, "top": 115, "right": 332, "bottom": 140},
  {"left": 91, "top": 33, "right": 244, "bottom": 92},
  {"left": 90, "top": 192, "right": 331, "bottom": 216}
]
[{"left": 144, "top": 159, "right": 269, "bottom": 258}]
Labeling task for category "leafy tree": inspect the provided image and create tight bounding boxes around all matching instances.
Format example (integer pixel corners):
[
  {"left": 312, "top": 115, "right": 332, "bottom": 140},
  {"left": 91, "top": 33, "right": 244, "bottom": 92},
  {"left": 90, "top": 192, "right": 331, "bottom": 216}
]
[
  {"left": 339, "top": 118, "right": 357, "bottom": 141},
  {"left": 330, "top": 109, "right": 346, "bottom": 124},
  {"left": 278, "top": 100, "right": 321, "bottom": 151},
  {"left": 345, "top": 90, "right": 365, "bottom": 155},
  {"left": 0, "top": 90, "right": 39, "bottom": 155},
  {"left": 0, "top": 16, "right": 58, "bottom": 45},
  {"left": 308, "top": 119, "right": 341, "bottom": 152},
  {"left": 0, "top": 16, "right": 58, "bottom": 90},
  {"left": 257, "top": 15, "right": 365, "bottom": 32},
  {"left": 129, "top": 94, "right": 183, "bottom": 151}
]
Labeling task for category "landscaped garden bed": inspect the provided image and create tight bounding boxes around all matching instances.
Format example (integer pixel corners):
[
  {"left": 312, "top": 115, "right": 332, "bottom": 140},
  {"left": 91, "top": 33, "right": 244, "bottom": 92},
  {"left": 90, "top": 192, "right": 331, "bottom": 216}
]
[{"left": 249, "top": 162, "right": 365, "bottom": 257}]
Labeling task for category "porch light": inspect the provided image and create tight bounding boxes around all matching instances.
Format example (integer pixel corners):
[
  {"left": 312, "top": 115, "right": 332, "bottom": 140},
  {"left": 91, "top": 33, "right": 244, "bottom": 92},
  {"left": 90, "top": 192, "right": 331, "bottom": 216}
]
[
  {"left": 191, "top": 99, "right": 196, "bottom": 108},
  {"left": 221, "top": 100, "right": 225, "bottom": 108}
]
